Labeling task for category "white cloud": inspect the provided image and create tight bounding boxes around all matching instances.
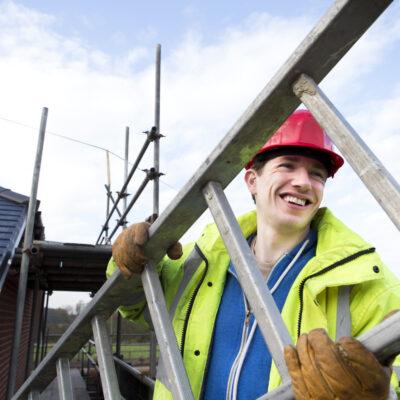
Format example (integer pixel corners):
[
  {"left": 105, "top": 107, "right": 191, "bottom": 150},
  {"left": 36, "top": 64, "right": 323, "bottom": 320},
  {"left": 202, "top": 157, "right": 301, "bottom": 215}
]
[{"left": 0, "top": 2, "right": 399, "bottom": 307}]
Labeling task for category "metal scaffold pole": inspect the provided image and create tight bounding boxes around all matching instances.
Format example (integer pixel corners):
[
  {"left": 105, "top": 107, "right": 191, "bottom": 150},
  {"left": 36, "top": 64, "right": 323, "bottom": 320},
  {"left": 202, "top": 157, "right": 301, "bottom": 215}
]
[
  {"left": 40, "top": 292, "right": 50, "bottom": 362},
  {"left": 105, "top": 150, "right": 111, "bottom": 243},
  {"left": 25, "top": 276, "right": 39, "bottom": 378},
  {"left": 96, "top": 128, "right": 156, "bottom": 244},
  {"left": 7, "top": 107, "right": 48, "bottom": 399},
  {"left": 123, "top": 126, "right": 130, "bottom": 223},
  {"left": 150, "top": 43, "right": 162, "bottom": 380},
  {"left": 34, "top": 291, "right": 46, "bottom": 368},
  {"left": 153, "top": 43, "right": 161, "bottom": 216},
  {"left": 116, "top": 126, "right": 131, "bottom": 358}
]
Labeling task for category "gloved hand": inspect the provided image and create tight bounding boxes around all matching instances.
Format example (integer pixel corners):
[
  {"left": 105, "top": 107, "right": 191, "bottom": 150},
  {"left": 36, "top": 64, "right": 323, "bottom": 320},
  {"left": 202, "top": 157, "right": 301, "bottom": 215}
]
[
  {"left": 112, "top": 220, "right": 183, "bottom": 279},
  {"left": 284, "top": 328, "right": 391, "bottom": 400}
]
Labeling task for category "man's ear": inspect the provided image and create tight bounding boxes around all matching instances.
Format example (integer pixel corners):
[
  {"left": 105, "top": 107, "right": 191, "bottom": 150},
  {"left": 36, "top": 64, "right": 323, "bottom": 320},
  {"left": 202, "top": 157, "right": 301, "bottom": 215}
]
[{"left": 244, "top": 169, "right": 257, "bottom": 196}]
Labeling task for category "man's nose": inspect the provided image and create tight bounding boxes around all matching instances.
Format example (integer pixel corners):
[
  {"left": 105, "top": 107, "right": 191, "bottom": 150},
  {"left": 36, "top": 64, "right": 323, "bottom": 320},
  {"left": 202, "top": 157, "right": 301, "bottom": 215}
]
[{"left": 292, "top": 168, "right": 312, "bottom": 191}]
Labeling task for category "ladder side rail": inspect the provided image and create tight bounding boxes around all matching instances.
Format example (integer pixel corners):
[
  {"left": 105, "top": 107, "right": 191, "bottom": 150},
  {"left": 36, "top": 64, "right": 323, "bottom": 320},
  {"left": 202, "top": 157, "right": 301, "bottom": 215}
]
[
  {"left": 258, "top": 312, "right": 400, "bottom": 400},
  {"left": 141, "top": 263, "right": 194, "bottom": 399},
  {"left": 203, "top": 181, "right": 292, "bottom": 382},
  {"left": 56, "top": 358, "right": 74, "bottom": 400},
  {"left": 91, "top": 315, "right": 121, "bottom": 400},
  {"left": 27, "top": 392, "right": 40, "bottom": 400},
  {"left": 11, "top": 2, "right": 393, "bottom": 397},
  {"left": 293, "top": 74, "right": 400, "bottom": 230}
]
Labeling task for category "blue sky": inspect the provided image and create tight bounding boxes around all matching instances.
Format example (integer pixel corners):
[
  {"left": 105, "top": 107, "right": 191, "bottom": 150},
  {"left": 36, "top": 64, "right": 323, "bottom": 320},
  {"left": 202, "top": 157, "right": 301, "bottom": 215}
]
[
  {"left": 0, "top": 0, "right": 399, "bottom": 308},
  {"left": 16, "top": 0, "right": 330, "bottom": 54}
]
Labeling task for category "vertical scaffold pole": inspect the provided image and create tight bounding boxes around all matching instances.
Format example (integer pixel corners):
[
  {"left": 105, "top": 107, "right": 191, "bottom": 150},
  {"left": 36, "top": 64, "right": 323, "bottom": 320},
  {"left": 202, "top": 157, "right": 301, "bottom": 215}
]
[
  {"left": 40, "top": 291, "right": 50, "bottom": 362},
  {"left": 25, "top": 275, "right": 39, "bottom": 378},
  {"left": 149, "top": 43, "right": 162, "bottom": 379},
  {"left": 34, "top": 291, "right": 45, "bottom": 368},
  {"left": 105, "top": 150, "right": 112, "bottom": 243},
  {"left": 153, "top": 43, "right": 161, "bottom": 215},
  {"left": 7, "top": 107, "right": 48, "bottom": 399},
  {"left": 123, "top": 126, "right": 130, "bottom": 223},
  {"left": 116, "top": 126, "right": 131, "bottom": 358}
]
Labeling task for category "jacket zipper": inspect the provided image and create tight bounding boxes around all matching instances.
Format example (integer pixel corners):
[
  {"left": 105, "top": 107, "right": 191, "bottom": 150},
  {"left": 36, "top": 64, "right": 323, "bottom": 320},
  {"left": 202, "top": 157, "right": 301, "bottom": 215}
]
[
  {"left": 225, "top": 295, "right": 251, "bottom": 400},
  {"left": 297, "top": 247, "right": 375, "bottom": 338},
  {"left": 179, "top": 243, "right": 209, "bottom": 355},
  {"left": 199, "top": 315, "right": 217, "bottom": 399}
]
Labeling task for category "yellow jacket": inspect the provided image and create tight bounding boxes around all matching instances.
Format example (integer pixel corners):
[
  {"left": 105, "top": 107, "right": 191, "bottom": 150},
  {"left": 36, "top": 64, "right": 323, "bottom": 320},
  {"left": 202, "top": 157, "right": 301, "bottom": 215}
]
[{"left": 107, "top": 208, "right": 400, "bottom": 398}]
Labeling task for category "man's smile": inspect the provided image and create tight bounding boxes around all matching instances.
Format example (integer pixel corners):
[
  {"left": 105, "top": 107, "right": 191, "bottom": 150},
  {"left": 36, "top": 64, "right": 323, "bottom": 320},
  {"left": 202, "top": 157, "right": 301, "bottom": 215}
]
[{"left": 279, "top": 193, "right": 312, "bottom": 207}]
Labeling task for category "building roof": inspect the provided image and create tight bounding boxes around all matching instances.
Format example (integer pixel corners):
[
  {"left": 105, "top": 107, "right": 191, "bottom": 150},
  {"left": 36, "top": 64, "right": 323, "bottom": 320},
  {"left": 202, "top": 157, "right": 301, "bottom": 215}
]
[
  {"left": 1, "top": 186, "right": 109, "bottom": 294},
  {"left": 0, "top": 187, "right": 29, "bottom": 290},
  {"left": 0, "top": 186, "right": 44, "bottom": 290}
]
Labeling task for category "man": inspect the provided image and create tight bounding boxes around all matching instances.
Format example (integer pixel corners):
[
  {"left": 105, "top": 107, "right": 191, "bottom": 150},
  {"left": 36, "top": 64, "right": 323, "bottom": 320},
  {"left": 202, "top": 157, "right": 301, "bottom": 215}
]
[{"left": 107, "top": 110, "right": 400, "bottom": 399}]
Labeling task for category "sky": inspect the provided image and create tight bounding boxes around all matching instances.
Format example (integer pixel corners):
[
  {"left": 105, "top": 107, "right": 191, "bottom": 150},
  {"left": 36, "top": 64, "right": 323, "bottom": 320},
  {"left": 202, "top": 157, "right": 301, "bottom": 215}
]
[{"left": 0, "top": 0, "right": 399, "bottom": 308}]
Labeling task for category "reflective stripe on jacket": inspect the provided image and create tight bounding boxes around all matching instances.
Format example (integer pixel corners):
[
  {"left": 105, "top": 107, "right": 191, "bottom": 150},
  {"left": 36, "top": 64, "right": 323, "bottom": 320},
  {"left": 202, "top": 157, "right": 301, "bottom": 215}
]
[{"left": 106, "top": 208, "right": 400, "bottom": 399}]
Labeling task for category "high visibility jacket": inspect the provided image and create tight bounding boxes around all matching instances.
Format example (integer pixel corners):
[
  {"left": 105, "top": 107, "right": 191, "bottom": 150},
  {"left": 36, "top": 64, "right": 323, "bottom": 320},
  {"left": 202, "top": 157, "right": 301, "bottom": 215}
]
[{"left": 107, "top": 208, "right": 400, "bottom": 399}]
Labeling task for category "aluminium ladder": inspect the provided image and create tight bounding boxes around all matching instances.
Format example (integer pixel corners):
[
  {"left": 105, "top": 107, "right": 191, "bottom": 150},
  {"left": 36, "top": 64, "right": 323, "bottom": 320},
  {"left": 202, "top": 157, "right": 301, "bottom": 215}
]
[{"left": 11, "top": 1, "right": 400, "bottom": 399}]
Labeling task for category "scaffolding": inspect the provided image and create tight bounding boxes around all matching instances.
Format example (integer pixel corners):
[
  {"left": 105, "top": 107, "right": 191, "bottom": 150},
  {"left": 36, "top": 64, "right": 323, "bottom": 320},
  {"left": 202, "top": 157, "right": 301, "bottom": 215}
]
[{"left": 7, "top": 1, "right": 400, "bottom": 399}]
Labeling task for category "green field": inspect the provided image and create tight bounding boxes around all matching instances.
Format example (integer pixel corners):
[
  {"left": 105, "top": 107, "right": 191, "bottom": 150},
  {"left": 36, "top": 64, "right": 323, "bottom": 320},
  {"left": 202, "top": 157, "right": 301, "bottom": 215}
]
[{"left": 36, "top": 341, "right": 158, "bottom": 366}]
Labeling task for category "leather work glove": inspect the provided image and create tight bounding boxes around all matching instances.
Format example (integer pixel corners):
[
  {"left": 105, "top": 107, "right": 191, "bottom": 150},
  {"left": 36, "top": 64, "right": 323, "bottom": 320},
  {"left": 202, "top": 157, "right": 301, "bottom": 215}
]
[
  {"left": 284, "top": 328, "right": 391, "bottom": 400},
  {"left": 112, "top": 217, "right": 183, "bottom": 279}
]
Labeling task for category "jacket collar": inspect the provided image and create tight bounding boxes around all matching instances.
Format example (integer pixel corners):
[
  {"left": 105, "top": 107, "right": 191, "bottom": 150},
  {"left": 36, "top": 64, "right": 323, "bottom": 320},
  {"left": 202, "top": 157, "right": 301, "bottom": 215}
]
[{"left": 196, "top": 208, "right": 382, "bottom": 293}]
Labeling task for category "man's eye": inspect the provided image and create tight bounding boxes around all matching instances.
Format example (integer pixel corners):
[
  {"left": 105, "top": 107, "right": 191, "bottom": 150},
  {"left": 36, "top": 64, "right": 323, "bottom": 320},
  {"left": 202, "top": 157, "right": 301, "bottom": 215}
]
[
  {"left": 311, "top": 170, "right": 327, "bottom": 180},
  {"left": 278, "top": 163, "right": 293, "bottom": 169}
]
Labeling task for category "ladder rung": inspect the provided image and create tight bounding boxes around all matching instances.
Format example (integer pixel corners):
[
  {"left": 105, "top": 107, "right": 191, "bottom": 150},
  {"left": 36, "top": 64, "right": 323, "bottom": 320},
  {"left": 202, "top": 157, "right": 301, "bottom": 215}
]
[
  {"left": 56, "top": 358, "right": 74, "bottom": 400},
  {"left": 293, "top": 74, "right": 400, "bottom": 230},
  {"left": 258, "top": 312, "right": 400, "bottom": 399},
  {"left": 91, "top": 315, "right": 121, "bottom": 400},
  {"left": 141, "top": 263, "right": 194, "bottom": 400},
  {"left": 203, "top": 181, "right": 292, "bottom": 382}
]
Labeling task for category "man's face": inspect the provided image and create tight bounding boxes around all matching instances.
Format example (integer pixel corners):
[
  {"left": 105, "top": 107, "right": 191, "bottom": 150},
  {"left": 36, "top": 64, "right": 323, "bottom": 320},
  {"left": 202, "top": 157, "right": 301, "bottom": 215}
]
[{"left": 245, "top": 155, "right": 328, "bottom": 233}]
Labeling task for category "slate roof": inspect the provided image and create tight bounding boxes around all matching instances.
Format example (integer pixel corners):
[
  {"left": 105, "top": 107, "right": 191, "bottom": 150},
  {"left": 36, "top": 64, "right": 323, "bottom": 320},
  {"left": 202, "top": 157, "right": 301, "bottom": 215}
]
[{"left": 0, "top": 186, "right": 44, "bottom": 290}]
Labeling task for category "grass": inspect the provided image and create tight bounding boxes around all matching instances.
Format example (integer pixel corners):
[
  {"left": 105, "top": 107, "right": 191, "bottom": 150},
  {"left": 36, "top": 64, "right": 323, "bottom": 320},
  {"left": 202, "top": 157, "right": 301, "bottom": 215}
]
[{"left": 35, "top": 341, "right": 158, "bottom": 367}]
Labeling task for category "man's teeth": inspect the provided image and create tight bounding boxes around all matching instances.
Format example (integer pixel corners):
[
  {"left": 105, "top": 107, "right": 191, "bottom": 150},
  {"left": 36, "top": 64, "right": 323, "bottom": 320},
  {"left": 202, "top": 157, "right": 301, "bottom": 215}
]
[{"left": 284, "top": 195, "right": 307, "bottom": 206}]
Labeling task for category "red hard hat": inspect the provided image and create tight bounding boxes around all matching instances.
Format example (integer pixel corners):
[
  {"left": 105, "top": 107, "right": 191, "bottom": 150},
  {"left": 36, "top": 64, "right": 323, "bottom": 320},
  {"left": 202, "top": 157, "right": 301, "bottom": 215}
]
[{"left": 245, "top": 110, "right": 344, "bottom": 177}]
